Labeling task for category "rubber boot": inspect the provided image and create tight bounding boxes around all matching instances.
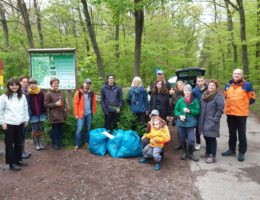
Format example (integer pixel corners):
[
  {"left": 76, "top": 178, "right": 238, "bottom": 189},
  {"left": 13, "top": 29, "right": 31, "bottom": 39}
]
[
  {"left": 39, "top": 135, "right": 45, "bottom": 150},
  {"left": 180, "top": 142, "right": 187, "bottom": 160},
  {"left": 22, "top": 140, "right": 31, "bottom": 159},
  {"left": 33, "top": 136, "right": 40, "bottom": 150},
  {"left": 188, "top": 144, "right": 199, "bottom": 162},
  {"left": 154, "top": 162, "right": 160, "bottom": 170},
  {"left": 174, "top": 133, "right": 182, "bottom": 150}
]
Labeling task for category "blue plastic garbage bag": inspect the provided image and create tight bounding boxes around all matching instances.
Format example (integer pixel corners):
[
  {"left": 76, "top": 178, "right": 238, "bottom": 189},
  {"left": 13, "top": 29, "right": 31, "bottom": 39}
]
[
  {"left": 89, "top": 128, "right": 109, "bottom": 156},
  {"left": 107, "top": 129, "right": 143, "bottom": 158}
]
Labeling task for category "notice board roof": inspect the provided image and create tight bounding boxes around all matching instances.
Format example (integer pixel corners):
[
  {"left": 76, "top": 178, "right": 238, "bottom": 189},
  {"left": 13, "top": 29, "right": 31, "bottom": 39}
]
[{"left": 28, "top": 48, "right": 76, "bottom": 53}]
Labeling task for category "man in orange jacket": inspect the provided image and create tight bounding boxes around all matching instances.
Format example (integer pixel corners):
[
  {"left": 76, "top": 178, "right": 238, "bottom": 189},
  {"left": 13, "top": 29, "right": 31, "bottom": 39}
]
[
  {"left": 222, "top": 69, "right": 256, "bottom": 161},
  {"left": 73, "top": 79, "right": 96, "bottom": 151}
]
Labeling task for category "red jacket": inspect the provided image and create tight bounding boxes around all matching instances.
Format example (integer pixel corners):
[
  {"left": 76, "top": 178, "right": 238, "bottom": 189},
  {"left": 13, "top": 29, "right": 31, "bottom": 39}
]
[
  {"left": 224, "top": 80, "right": 256, "bottom": 116},
  {"left": 73, "top": 89, "right": 96, "bottom": 118}
]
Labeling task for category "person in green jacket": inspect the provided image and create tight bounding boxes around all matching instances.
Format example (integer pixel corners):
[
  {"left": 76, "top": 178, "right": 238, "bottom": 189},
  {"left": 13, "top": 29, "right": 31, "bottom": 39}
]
[{"left": 174, "top": 84, "right": 200, "bottom": 162}]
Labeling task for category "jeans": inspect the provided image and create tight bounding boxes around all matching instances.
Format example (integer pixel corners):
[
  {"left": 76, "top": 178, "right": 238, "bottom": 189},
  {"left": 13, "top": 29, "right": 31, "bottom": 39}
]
[
  {"left": 4, "top": 124, "right": 23, "bottom": 164},
  {"left": 177, "top": 126, "right": 196, "bottom": 145},
  {"left": 204, "top": 136, "right": 217, "bottom": 157},
  {"left": 51, "top": 123, "right": 64, "bottom": 147},
  {"left": 75, "top": 114, "right": 92, "bottom": 146},
  {"left": 195, "top": 125, "right": 201, "bottom": 144},
  {"left": 143, "top": 144, "right": 162, "bottom": 163},
  {"left": 227, "top": 115, "right": 247, "bottom": 154}
]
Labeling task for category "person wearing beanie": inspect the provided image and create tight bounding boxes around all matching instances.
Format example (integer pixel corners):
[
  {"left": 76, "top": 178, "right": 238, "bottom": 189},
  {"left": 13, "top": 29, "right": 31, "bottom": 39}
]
[
  {"left": 174, "top": 84, "right": 200, "bottom": 162},
  {"left": 28, "top": 78, "right": 47, "bottom": 150}
]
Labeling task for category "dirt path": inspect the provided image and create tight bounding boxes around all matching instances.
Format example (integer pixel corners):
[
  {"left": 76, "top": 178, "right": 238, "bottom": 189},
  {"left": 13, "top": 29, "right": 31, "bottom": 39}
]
[{"left": 0, "top": 125, "right": 198, "bottom": 200}]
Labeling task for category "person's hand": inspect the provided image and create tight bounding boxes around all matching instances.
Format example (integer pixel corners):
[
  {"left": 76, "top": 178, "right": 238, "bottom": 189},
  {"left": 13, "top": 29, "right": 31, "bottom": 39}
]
[
  {"left": 166, "top": 116, "right": 173, "bottom": 121},
  {"left": 116, "top": 108, "right": 120, "bottom": 113},
  {"left": 180, "top": 115, "right": 186, "bottom": 121},
  {"left": 24, "top": 122, "right": 28, "bottom": 127},
  {"left": 183, "top": 107, "right": 190, "bottom": 113},
  {"left": 142, "top": 135, "right": 146, "bottom": 140},
  {"left": 2, "top": 123, "right": 7, "bottom": 130},
  {"left": 151, "top": 138, "right": 158, "bottom": 144},
  {"left": 56, "top": 100, "right": 62, "bottom": 106},
  {"left": 75, "top": 115, "right": 79, "bottom": 119}
]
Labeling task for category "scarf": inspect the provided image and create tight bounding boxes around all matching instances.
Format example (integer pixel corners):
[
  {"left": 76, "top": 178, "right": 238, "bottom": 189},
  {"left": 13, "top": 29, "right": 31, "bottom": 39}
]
[
  {"left": 202, "top": 90, "right": 218, "bottom": 102},
  {"left": 28, "top": 86, "right": 41, "bottom": 95},
  {"left": 184, "top": 96, "right": 192, "bottom": 105}
]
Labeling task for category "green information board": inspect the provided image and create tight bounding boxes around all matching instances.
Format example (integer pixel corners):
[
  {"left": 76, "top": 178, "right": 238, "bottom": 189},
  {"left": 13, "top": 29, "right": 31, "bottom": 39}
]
[{"left": 29, "top": 48, "right": 76, "bottom": 89}]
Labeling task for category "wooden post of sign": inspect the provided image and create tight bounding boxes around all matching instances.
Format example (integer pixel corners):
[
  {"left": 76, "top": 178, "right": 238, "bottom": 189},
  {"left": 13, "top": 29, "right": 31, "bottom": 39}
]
[{"left": 67, "top": 90, "right": 73, "bottom": 113}]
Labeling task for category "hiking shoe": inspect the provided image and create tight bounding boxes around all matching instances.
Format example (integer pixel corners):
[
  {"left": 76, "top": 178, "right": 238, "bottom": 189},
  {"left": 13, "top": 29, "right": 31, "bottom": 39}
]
[
  {"left": 200, "top": 153, "right": 209, "bottom": 158},
  {"left": 15, "top": 160, "right": 28, "bottom": 167},
  {"left": 189, "top": 154, "right": 199, "bottom": 162},
  {"left": 139, "top": 157, "right": 149, "bottom": 163},
  {"left": 195, "top": 144, "right": 201, "bottom": 151},
  {"left": 154, "top": 163, "right": 160, "bottom": 171},
  {"left": 22, "top": 152, "right": 31, "bottom": 159},
  {"left": 9, "top": 164, "right": 21, "bottom": 171},
  {"left": 205, "top": 155, "right": 215, "bottom": 163},
  {"left": 181, "top": 153, "right": 187, "bottom": 160},
  {"left": 174, "top": 144, "right": 182, "bottom": 150},
  {"left": 74, "top": 146, "right": 79, "bottom": 152},
  {"left": 238, "top": 153, "right": 245, "bottom": 162},
  {"left": 222, "top": 149, "right": 236, "bottom": 156}
]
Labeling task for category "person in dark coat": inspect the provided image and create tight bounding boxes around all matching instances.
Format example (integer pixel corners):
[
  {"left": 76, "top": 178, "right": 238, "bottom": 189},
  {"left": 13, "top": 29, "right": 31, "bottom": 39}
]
[
  {"left": 127, "top": 76, "right": 148, "bottom": 123},
  {"left": 149, "top": 80, "right": 171, "bottom": 121},
  {"left": 199, "top": 80, "right": 224, "bottom": 163},
  {"left": 100, "top": 74, "right": 123, "bottom": 131}
]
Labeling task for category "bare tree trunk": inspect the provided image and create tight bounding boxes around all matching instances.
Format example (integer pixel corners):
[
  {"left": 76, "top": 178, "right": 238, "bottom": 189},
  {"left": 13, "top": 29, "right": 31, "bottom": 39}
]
[
  {"left": 81, "top": 0, "right": 105, "bottom": 80},
  {"left": 33, "top": 0, "right": 44, "bottom": 48},
  {"left": 256, "top": 0, "right": 260, "bottom": 70},
  {"left": 0, "top": 4, "right": 9, "bottom": 49},
  {"left": 236, "top": 0, "right": 249, "bottom": 77},
  {"left": 17, "top": 0, "right": 34, "bottom": 48},
  {"left": 224, "top": 0, "right": 237, "bottom": 68},
  {"left": 115, "top": 23, "right": 120, "bottom": 61},
  {"left": 134, "top": 0, "right": 144, "bottom": 77},
  {"left": 76, "top": 4, "right": 90, "bottom": 56}
]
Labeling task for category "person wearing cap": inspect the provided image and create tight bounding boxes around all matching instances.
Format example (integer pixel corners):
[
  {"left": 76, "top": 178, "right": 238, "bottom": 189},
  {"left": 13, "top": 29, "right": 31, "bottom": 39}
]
[
  {"left": 149, "top": 80, "right": 171, "bottom": 121},
  {"left": 174, "top": 84, "right": 200, "bottom": 162},
  {"left": 100, "top": 74, "right": 123, "bottom": 131},
  {"left": 127, "top": 77, "right": 148, "bottom": 124},
  {"left": 28, "top": 78, "right": 47, "bottom": 150},
  {"left": 222, "top": 69, "right": 256, "bottom": 161},
  {"left": 73, "top": 79, "right": 96, "bottom": 151},
  {"left": 19, "top": 76, "right": 31, "bottom": 159},
  {"left": 148, "top": 69, "right": 171, "bottom": 94},
  {"left": 44, "top": 78, "right": 67, "bottom": 150}
]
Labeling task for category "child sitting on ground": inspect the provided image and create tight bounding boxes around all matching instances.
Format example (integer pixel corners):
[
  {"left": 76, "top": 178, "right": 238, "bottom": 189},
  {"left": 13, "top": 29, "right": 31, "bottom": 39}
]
[{"left": 139, "top": 118, "right": 170, "bottom": 170}]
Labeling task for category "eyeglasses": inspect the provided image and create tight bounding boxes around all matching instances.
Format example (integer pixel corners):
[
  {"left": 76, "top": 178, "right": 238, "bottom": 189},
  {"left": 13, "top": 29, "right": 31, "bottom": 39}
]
[
  {"left": 86, "top": 82, "right": 91, "bottom": 84},
  {"left": 153, "top": 123, "right": 159, "bottom": 125}
]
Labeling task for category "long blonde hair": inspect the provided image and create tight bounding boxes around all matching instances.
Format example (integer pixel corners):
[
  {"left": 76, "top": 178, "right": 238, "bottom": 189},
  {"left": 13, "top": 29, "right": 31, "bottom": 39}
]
[{"left": 131, "top": 76, "right": 142, "bottom": 87}]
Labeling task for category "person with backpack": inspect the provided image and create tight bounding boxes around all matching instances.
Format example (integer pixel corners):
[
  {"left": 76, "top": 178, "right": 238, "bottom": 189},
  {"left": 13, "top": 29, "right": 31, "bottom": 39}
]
[
  {"left": 127, "top": 77, "right": 148, "bottom": 123},
  {"left": 73, "top": 79, "right": 96, "bottom": 151}
]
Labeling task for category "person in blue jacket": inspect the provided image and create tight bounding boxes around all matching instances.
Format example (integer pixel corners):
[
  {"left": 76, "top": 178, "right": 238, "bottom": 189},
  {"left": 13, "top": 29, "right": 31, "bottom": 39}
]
[
  {"left": 127, "top": 77, "right": 148, "bottom": 123},
  {"left": 101, "top": 74, "right": 123, "bottom": 131}
]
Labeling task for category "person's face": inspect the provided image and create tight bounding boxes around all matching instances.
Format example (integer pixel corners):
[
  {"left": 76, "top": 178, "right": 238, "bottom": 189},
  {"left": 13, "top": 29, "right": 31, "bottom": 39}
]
[
  {"left": 153, "top": 121, "right": 160, "bottom": 129},
  {"left": 177, "top": 82, "right": 184, "bottom": 91},
  {"left": 29, "top": 83, "right": 37, "bottom": 90},
  {"left": 51, "top": 81, "right": 59, "bottom": 90},
  {"left": 184, "top": 89, "right": 191, "bottom": 98},
  {"left": 151, "top": 115, "right": 159, "bottom": 120},
  {"left": 196, "top": 78, "right": 205, "bottom": 87},
  {"left": 20, "top": 78, "right": 28, "bottom": 88},
  {"left": 83, "top": 82, "right": 91, "bottom": 90},
  {"left": 233, "top": 70, "right": 243, "bottom": 82},
  {"left": 9, "top": 83, "right": 19, "bottom": 93},
  {"left": 133, "top": 79, "right": 141, "bottom": 87},
  {"left": 208, "top": 82, "right": 217, "bottom": 92},
  {"left": 108, "top": 76, "right": 115, "bottom": 85},
  {"left": 156, "top": 81, "right": 162, "bottom": 89},
  {"left": 156, "top": 73, "right": 164, "bottom": 81}
]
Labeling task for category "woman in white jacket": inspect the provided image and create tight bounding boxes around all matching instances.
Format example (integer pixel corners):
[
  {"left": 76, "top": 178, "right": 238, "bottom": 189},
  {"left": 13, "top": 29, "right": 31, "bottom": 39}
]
[{"left": 0, "top": 78, "right": 29, "bottom": 171}]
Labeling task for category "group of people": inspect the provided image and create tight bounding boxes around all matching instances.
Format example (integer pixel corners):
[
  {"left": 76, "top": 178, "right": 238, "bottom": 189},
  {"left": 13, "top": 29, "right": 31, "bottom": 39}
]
[{"left": 0, "top": 68, "right": 256, "bottom": 172}]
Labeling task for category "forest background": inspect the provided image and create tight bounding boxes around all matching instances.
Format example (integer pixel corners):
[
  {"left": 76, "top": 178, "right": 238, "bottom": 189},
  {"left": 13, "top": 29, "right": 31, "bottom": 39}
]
[{"left": 0, "top": 0, "right": 259, "bottom": 143}]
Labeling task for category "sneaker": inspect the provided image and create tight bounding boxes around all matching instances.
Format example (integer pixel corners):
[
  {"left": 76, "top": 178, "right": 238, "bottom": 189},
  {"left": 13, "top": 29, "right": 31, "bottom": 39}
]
[
  {"left": 200, "top": 153, "right": 209, "bottom": 158},
  {"left": 195, "top": 144, "right": 201, "bottom": 151},
  {"left": 74, "top": 146, "right": 79, "bottom": 152},
  {"left": 22, "top": 152, "right": 31, "bottom": 159},
  {"left": 222, "top": 149, "right": 236, "bottom": 156},
  {"left": 189, "top": 154, "right": 199, "bottom": 162},
  {"left": 205, "top": 155, "right": 215, "bottom": 163},
  {"left": 9, "top": 164, "right": 21, "bottom": 171},
  {"left": 139, "top": 157, "right": 149, "bottom": 163},
  {"left": 238, "top": 153, "right": 245, "bottom": 162},
  {"left": 154, "top": 163, "right": 160, "bottom": 170}
]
